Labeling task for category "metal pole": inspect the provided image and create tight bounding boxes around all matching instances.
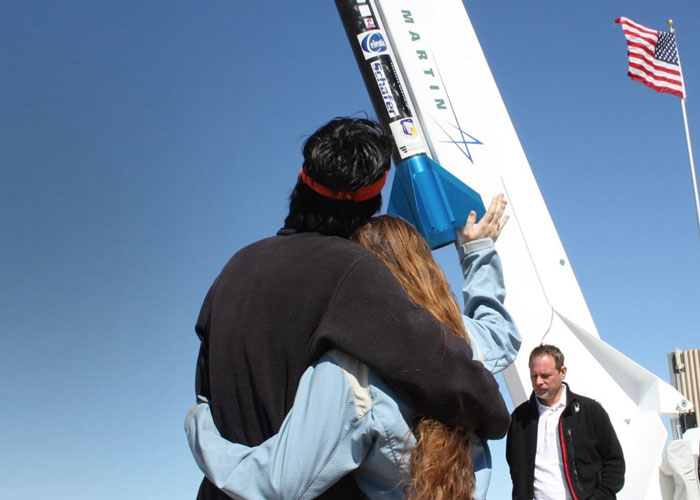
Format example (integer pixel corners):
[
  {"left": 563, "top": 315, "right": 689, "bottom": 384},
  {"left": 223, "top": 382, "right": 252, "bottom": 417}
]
[
  {"left": 669, "top": 20, "right": 700, "bottom": 240},
  {"left": 680, "top": 98, "right": 700, "bottom": 239}
]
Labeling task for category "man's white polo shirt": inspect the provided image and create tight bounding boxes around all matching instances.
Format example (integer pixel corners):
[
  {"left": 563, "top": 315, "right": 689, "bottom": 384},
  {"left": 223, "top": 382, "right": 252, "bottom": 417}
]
[{"left": 533, "top": 385, "right": 572, "bottom": 500}]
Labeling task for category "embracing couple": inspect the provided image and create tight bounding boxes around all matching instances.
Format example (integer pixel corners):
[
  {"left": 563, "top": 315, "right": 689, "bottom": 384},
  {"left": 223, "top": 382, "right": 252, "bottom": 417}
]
[{"left": 187, "top": 117, "right": 520, "bottom": 500}]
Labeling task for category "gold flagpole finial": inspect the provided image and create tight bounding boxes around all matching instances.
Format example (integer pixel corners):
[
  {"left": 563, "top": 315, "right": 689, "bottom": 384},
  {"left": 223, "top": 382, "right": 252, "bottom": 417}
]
[{"left": 668, "top": 19, "right": 674, "bottom": 28}]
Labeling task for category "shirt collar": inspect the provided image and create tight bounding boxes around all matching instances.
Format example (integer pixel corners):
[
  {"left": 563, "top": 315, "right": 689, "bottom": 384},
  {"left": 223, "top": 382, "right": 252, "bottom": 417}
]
[{"left": 536, "top": 384, "right": 567, "bottom": 412}]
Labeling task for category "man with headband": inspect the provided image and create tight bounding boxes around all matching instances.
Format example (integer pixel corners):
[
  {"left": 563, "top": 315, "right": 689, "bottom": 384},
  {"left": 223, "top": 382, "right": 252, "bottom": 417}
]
[{"left": 193, "top": 117, "right": 510, "bottom": 499}]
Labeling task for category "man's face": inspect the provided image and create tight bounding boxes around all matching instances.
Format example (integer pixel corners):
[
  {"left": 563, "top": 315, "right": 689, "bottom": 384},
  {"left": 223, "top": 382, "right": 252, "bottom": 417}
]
[{"left": 529, "top": 354, "right": 566, "bottom": 406}]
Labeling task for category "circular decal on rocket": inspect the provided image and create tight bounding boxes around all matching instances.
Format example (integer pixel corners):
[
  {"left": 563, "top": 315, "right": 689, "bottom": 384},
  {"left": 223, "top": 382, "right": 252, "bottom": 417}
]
[{"left": 358, "top": 30, "right": 388, "bottom": 60}]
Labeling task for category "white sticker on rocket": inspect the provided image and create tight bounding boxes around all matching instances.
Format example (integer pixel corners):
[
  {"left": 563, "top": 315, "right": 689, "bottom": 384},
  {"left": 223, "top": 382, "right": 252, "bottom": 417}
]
[{"left": 390, "top": 119, "right": 427, "bottom": 159}]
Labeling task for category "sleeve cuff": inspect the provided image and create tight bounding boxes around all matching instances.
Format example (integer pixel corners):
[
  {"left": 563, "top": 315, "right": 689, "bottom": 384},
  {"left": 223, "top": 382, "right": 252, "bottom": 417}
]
[{"left": 458, "top": 237, "right": 494, "bottom": 264}]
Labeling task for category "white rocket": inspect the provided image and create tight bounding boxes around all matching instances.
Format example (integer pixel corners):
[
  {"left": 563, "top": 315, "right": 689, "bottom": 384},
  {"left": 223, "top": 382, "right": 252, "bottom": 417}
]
[{"left": 335, "top": 1, "right": 693, "bottom": 498}]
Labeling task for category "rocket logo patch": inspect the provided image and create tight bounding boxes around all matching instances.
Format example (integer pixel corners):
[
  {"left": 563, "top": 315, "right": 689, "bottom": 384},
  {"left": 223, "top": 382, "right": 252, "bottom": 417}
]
[
  {"left": 400, "top": 118, "right": 417, "bottom": 136},
  {"left": 389, "top": 120, "right": 425, "bottom": 160},
  {"left": 358, "top": 30, "right": 387, "bottom": 60}
]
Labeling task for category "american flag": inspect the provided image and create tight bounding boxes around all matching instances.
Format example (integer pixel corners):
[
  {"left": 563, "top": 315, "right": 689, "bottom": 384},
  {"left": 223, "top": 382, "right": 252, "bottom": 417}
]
[{"left": 615, "top": 17, "right": 686, "bottom": 98}]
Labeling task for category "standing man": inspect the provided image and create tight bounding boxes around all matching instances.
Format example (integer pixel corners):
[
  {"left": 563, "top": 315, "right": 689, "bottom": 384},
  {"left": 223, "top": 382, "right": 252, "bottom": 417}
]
[
  {"left": 195, "top": 117, "right": 510, "bottom": 499},
  {"left": 506, "top": 344, "right": 625, "bottom": 499}
]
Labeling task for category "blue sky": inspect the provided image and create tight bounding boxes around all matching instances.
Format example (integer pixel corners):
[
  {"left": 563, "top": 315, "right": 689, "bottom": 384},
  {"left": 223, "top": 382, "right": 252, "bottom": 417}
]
[{"left": 2, "top": 1, "right": 699, "bottom": 499}]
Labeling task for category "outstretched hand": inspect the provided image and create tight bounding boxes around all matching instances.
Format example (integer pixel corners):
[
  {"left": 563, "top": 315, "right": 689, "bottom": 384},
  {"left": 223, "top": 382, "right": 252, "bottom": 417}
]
[{"left": 458, "top": 194, "right": 509, "bottom": 245}]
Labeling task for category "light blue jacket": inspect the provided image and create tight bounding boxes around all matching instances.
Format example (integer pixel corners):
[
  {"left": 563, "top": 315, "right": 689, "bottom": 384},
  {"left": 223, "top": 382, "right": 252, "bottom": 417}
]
[{"left": 185, "top": 238, "right": 520, "bottom": 499}]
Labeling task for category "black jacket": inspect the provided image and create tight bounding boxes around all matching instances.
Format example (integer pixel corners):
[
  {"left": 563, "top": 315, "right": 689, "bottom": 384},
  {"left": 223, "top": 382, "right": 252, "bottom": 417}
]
[
  {"left": 195, "top": 230, "right": 510, "bottom": 499},
  {"left": 506, "top": 384, "right": 625, "bottom": 500}
]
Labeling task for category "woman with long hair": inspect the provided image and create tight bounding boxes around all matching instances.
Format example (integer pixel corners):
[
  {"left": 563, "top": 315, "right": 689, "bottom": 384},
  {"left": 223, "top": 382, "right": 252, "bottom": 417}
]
[
  {"left": 185, "top": 195, "right": 520, "bottom": 499},
  {"left": 353, "top": 215, "right": 477, "bottom": 499}
]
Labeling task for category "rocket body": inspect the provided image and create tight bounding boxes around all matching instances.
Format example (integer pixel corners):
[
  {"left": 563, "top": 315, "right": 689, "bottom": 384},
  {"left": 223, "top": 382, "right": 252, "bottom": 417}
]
[{"left": 335, "top": 0, "right": 484, "bottom": 249}]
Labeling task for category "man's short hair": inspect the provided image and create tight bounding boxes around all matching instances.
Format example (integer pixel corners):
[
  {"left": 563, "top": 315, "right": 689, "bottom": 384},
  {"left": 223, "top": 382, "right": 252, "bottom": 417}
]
[
  {"left": 529, "top": 344, "right": 565, "bottom": 370},
  {"left": 284, "top": 117, "right": 393, "bottom": 238}
]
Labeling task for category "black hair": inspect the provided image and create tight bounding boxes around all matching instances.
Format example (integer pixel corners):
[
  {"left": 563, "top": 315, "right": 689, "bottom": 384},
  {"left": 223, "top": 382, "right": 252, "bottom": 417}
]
[{"left": 284, "top": 117, "right": 393, "bottom": 238}]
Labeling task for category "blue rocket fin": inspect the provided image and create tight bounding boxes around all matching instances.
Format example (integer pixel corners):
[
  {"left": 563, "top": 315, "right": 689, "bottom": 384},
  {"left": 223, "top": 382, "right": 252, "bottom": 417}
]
[
  {"left": 387, "top": 154, "right": 485, "bottom": 249},
  {"left": 433, "top": 158, "right": 486, "bottom": 229}
]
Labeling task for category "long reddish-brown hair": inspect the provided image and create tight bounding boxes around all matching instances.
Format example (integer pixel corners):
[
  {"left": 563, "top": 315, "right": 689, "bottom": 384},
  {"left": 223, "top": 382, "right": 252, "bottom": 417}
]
[{"left": 351, "top": 215, "right": 475, "bottom": 500}]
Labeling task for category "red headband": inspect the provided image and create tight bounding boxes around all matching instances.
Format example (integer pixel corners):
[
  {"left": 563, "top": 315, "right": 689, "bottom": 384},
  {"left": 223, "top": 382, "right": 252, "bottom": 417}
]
[{"left": 298, "top": 168, "right": 388, "bottom": 202}]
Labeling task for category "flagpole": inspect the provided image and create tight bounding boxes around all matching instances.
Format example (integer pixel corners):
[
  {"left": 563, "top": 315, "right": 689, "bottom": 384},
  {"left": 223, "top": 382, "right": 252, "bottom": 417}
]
[
  {"left": 680, "top": 94, "right": 700, "bottom": 239},
  {"left": 669, "top": 19, "right": 700, "bottom": 240}
]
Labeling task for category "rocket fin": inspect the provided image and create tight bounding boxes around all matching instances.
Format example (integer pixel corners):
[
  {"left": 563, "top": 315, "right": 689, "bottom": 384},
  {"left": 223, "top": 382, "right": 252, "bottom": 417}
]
[
  {"left": 433, "top": 158, "right": 485, "bottom": 228},
  {"left": 555, "top": 310, "right": 692, "bottom": 415},
  {"left": 387, "top": 164, "right": 419, "bottom": 232},
  {"left": 388, "top": 155, "right": 485, "bottom": 249}
]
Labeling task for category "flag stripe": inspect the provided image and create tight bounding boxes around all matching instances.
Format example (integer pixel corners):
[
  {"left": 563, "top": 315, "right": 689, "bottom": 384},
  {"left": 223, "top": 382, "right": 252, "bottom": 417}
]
[
  {"left": 617, "top": 17, "right": 658, "bottom": 37},
  {"left": 616, "top": 16, "right": 685, "bottom": 98},
  {"left": 627, "top": 49, "right": 681, "bottom": 77},
  {"left": 626, "top": 40, "right": 655, "bottom": 59},
  {"left": 621, "top": 28, "right": 657, "bottom": 48},
  {"left": 628, "top": 65, "right": 684, "bottom": 90},
  {"left": 627, "top": 73, "right": 684, "bottom": 98}
]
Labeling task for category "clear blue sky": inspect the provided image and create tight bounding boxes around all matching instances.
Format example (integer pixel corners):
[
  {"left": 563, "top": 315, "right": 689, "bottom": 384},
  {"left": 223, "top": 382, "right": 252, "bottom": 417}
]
[{"left": 2, "top": 1, "right": 699, "bottom": 499}]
